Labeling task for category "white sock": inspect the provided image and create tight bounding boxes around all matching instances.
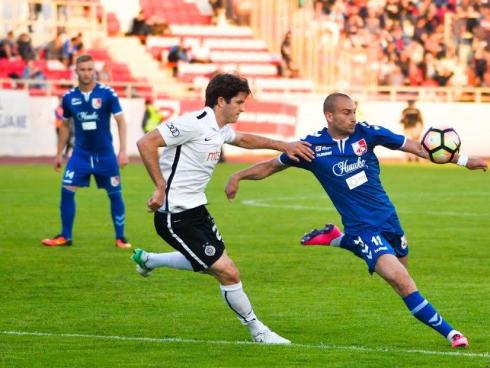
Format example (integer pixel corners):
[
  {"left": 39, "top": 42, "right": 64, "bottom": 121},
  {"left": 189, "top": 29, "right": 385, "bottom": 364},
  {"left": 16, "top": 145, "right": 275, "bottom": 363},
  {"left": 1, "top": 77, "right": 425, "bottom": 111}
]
[
  {"left": 447, "top": 329, "right": 461, "bottom": 341},
  {"left": 220, "top": 282, "right": 265, "bottom": 335},
  {"left": 146, "top": 251, "right": 193, "bottom": 271}
]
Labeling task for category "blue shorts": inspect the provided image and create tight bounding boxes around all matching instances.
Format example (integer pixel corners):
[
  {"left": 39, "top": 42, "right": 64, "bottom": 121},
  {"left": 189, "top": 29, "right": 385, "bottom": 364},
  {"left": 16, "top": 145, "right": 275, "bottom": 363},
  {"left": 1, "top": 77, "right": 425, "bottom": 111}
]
[
  {"left": 340, "top": 213, "right": 409, "bottom": 274},
  {"left": 62, "top": 149, "right": 121, "bottom": 191}
]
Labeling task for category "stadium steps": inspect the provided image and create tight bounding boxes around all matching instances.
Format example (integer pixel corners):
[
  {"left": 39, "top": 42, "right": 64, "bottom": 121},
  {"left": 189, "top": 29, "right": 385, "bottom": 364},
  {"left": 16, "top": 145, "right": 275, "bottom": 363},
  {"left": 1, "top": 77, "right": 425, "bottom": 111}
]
[{"left": 103, "top": 36, "right": 186, "bottom": 97}]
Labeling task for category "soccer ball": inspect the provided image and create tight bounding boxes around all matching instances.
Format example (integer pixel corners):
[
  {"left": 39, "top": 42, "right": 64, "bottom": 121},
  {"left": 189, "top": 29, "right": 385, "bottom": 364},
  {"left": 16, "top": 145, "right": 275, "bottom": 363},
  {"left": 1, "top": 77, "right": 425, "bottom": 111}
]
[{"left": 421, "top": 127, "right": 461, "bottom": 164}]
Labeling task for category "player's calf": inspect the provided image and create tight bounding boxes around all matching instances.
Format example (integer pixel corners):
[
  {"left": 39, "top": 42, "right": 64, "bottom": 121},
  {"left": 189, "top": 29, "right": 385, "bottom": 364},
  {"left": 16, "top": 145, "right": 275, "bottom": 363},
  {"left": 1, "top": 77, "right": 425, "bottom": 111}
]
[{"left": 301, "top": 224, "right": 342, "bottom": 246}]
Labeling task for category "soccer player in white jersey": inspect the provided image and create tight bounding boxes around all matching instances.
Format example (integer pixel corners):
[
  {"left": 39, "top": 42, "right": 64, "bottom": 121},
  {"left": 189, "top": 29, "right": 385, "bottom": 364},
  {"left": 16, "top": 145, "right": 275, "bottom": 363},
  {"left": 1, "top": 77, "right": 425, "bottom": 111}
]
[
  {"left": 132, "top": 73, "right": 314, "bottom": 344},
  {"left": 225, "top": 93, "right": 487, "bottom": 348}
]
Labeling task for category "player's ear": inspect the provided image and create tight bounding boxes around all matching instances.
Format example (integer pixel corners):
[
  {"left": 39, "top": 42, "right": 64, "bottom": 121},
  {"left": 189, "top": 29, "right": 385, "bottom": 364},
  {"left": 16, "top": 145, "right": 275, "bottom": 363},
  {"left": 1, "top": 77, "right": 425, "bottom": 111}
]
[
  {"left": 217, "top": 96, "right": 226, "bottom": 108},
  {"left": 324, "top": 111, "right": 333, "bottom": 123}
]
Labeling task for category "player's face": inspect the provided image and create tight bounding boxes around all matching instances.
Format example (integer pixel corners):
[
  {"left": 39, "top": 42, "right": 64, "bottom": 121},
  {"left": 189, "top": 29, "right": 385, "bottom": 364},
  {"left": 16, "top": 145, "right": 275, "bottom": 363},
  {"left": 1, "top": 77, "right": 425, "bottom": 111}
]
[
  {"left": 221, "top": 92, "right": 249, "bottom": 124},
  {"left": 325, "top": 97, "right": 357, "bottom": 138},
  {"left": 75, "top": 60, "right": 96, "bottom": 87}
]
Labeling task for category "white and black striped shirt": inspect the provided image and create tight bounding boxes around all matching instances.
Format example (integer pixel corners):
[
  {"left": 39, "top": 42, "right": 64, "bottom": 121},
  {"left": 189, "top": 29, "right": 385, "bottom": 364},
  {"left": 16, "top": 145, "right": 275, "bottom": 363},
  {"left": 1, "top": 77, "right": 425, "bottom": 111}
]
[{"left": 156, "top": 106, "right": 235, "bottom": 213}]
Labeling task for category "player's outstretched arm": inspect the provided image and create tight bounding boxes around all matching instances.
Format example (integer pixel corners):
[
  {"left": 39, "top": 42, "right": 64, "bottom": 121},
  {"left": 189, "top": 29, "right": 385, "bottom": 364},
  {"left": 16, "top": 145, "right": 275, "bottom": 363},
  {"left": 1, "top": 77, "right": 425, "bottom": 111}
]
[
  {"left": 137, "top": 130, "right": 168, "bottom": 212},
  {"left": 114, "top": 114, "right": 129, "bottom": 167},
  {"left": 225, "top": 158, "right": 286, "bottom": 200},
  {"left": 231, "top": 132, "right": 314, "bottom": 162},
  {"left": 402, "top": 138, "right": 488, "bottom": 171}
]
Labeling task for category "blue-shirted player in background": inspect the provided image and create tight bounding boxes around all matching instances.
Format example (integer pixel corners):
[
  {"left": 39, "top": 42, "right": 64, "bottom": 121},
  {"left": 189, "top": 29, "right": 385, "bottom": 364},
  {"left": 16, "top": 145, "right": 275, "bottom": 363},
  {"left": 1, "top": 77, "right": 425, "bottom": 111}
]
[
  {"left": 225, "top": 93, "right": 488, "bottom": 348},
  {"left": 42, "top": 54, "right": 132, "bottom": 249}
]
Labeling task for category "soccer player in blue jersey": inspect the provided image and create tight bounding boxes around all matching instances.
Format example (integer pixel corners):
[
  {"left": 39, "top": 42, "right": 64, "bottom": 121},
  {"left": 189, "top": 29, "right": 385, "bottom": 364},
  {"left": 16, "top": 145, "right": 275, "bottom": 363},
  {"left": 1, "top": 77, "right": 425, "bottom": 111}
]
[
  {"left": 42, "top": 54, "right": 132, "bottom": 249},
  {"left": 225, "top": 93, "right": 488, "bottom": 348}
]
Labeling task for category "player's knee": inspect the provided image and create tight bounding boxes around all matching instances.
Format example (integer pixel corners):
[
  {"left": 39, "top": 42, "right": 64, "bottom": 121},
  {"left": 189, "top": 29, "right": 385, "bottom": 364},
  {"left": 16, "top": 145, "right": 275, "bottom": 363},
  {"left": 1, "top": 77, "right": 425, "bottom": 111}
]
[
  {"left": 62, "top": 185, "right": 77, "bottom": 192},
  {"left": 393, "top": 273, "right": 417, "bottom": 297},
  {"left": 220, "top": 264, "right": 240, "bottom": 284}
]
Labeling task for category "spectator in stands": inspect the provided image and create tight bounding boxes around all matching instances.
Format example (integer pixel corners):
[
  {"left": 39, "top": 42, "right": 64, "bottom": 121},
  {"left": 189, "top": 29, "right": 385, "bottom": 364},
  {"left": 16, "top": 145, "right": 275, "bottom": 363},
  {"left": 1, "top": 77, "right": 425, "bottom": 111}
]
[
  {"left": 141, "top": 99, "right": 163, "bottom": 134},
  {"left": 62, "top": 34, "right": 83, "bottom": 67},
  {"left": 472, "top": 42, "right": 488, "bottom": 87},
  {"left": 21, "top": 59, "right": 46, "bottom": 89},
  {"left": 0, "top": 31, "right": 17, "bottom": 59},
  {"left": 148, "top": 15, "right": 170, "bottom": 36},
  {"left": 280, "top": 31, "right": 300, "bottom": 78},
  {"left": 45, "top": 33, "right": 64, "bottom": 61},
  {"left": 233, "top": 0, "right": 252, "bottom": 26},
  {"left": 17, "top": 33, "right": 35, "bottom": 61},
  {"left": 167, "top": 40, "right": 190, "bottom": 77},
  {"left": 128, "top": 10, "right": 151, "bottom": 44},
  {"left": 400, "top": 100, "right": 423, "bottom": 162}
]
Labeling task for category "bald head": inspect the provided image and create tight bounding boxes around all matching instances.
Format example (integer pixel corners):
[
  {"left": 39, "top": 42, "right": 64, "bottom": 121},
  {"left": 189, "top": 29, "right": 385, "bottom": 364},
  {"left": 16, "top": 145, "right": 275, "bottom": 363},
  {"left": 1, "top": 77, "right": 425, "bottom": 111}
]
[{"left": 323, "top": 93, "right": 352, "bottom": 113}]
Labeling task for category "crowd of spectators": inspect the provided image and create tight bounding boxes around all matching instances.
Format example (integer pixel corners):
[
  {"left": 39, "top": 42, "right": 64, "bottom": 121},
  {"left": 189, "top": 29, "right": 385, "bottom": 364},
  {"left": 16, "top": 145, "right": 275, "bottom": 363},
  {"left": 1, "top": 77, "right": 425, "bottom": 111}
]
[
  {"left": 0, "top": 30, "right": 84, "bottom": 66},
  {"left": 313, "top": 0, "right": 490, "bottom": 87}
]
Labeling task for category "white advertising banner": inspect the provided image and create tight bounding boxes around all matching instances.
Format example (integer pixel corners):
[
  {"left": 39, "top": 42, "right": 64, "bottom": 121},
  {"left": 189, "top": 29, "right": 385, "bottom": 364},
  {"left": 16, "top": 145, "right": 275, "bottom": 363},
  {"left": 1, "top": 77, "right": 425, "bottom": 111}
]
[
  {"left": 0, "top": 94, "right": 145, "bottom": 157},
  {"left": 0, "top": 90, "right": 31, "bottom": 136}
]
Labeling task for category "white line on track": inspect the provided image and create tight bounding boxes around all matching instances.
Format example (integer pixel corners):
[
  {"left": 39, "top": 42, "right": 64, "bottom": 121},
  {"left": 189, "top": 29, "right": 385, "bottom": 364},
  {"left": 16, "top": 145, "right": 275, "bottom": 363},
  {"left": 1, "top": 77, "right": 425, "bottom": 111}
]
[{"left": 1, "top": 330, "right": 489, "bottom": 358}]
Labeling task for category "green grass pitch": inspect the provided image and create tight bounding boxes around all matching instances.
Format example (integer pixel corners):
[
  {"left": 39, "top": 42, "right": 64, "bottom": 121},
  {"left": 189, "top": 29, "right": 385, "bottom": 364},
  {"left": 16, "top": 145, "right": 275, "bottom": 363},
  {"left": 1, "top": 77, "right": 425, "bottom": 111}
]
[{"left": 0, "top": 162, "right": 488, "bottom": 367}]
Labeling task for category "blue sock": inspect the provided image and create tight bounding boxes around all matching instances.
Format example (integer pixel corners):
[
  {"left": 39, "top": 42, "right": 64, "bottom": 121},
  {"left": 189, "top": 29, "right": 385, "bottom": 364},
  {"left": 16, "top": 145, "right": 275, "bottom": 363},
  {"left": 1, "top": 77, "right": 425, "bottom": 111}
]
[
  {"left": 60, "top": 187, "right": 75, "bottom": 240},
  {"left": 403, "top": 291, "right": 454, "bottom": 339},
  {"left": 108, "top": 190, "right": 125, "bottom": 239}
]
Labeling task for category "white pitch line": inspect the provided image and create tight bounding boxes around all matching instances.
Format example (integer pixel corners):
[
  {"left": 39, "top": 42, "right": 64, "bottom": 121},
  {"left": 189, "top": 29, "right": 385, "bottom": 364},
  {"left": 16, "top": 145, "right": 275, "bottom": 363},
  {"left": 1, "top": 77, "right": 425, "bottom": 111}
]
[
  {"left": 1, "top": 330, "right": 488, "bottom": 358},
  {"left": 240, "top": 198, "right": 490, "bottom": 217}
]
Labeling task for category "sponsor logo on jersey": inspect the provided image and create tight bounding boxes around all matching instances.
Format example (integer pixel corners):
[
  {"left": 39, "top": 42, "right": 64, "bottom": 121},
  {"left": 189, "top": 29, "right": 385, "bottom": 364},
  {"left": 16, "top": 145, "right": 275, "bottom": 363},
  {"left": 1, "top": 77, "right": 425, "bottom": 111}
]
[
  {"left": 91, "top": 98, "right": 102, "bottom": 109},
  {"left": 110, "top": 176, "right": 120, "bottom": 187},
  {"left": 166, "top": 121, "right": 180, "bottom": 137},
  {"left": 315, "top": 145, "right": 332, "bottom": 157},
  {"left": 76, "top": 112, "right": 99, "bottom": 121},
  {"left": 207, "top": 151, "right": 221, "bottom": 161},
  {"left": 71, "top": 98, "right": 82, "bottom": 105},
  {"left": 351, "top": 138, "right": 367, "bottom": 156},
  {"left": 333, "top": 156, "right": 366, "bottom": 176}
]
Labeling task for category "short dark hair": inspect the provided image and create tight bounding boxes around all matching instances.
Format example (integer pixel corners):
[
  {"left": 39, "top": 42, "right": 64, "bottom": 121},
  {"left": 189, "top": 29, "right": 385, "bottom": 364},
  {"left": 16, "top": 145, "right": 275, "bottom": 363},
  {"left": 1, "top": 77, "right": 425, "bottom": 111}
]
[
  {"left": 75, "top": 54, "right": 93, "bottom": 64},
  {"left": 323, "top": 92, "right": 351, "bottom": 113},
  {"left": 205, "top": 73, "right": 251, "bottom": 108}
]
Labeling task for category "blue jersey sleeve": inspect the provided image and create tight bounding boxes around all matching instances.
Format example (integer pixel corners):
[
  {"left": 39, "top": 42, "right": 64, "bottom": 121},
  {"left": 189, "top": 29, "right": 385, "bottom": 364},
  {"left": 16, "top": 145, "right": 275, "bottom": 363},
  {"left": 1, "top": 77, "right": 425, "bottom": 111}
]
[
  {"left": 278, "top": 152, "right": 310, "bottom": 170},
  {"left": 61, "top": 95, "right": 72, "bottom": 120},
  {"left": 359, "top": 122, "right": 405, "bottom": 150},
  {"left": 108, "top": 89, "right": 123, "bottom": 115}
]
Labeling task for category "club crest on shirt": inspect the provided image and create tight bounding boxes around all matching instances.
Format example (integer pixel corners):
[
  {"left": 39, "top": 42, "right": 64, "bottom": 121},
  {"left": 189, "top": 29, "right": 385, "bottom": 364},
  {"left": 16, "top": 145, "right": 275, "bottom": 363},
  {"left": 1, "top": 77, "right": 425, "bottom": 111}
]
[
  {"left": 351, "top": 138, "right": 367, "bottom": 156},
  {"left": 110, "top": 176, "right": 120, "bottom": 187},
  {"left": 91, "top": 98, "right": 102, "bottom": 109}
]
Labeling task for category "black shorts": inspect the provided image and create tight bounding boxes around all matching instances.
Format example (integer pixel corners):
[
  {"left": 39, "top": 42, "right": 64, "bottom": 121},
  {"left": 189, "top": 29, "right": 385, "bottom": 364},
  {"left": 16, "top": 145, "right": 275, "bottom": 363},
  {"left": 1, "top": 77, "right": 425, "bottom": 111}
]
[{"left": 154, "top": 205, "right": 225, "bottom": 272}]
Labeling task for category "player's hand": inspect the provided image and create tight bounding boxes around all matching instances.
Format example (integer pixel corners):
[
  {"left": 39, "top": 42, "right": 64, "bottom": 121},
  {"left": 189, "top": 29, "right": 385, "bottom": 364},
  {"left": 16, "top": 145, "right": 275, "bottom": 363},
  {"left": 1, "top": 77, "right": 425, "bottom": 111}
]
[
  {"left": 225, "top": 175, "right": 240, "bottom": 200},
  {"left": 466, "top": 157, "right": 488, "bottom": 171},
  {"left": 147, "top": 188, "right": 164, "bottom": 212},
  {"left": 53, "top": 154, "right": 63, "bottom": 172},
  {"left": 118, "top": 151, "right": 129, "bottom": 168},
  {"left": 283, "top": 141, "right": 314, "bottom": 162}
]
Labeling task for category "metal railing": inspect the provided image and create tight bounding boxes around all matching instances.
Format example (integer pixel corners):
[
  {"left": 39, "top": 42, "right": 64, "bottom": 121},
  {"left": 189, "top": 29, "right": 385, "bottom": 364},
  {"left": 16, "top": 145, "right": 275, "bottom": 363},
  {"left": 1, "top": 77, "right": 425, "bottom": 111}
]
[{"left": 0, "top": 78, "right": 154, "bottom": 99}]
